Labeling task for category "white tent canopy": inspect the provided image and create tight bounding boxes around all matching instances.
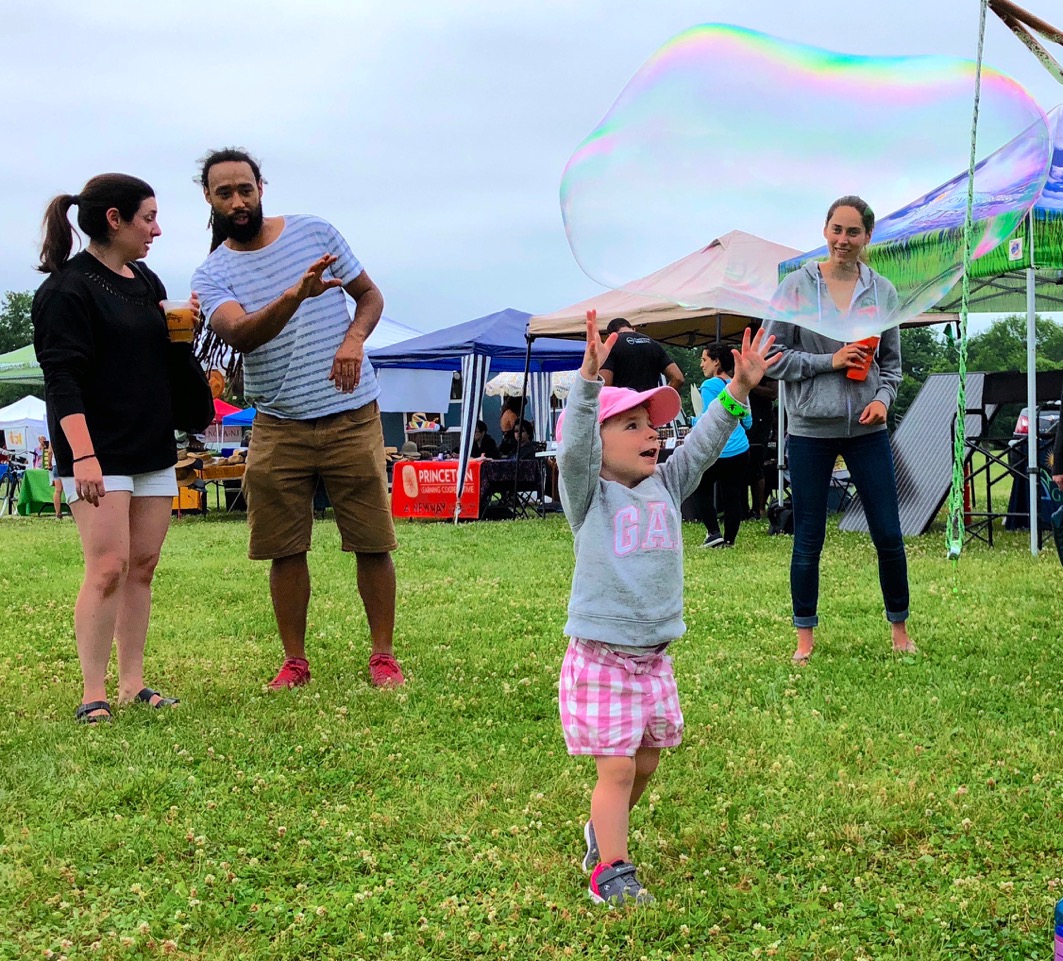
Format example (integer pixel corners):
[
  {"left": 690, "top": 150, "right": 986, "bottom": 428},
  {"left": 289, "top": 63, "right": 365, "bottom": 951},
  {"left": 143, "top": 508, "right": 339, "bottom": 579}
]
[
  {"left": 0, "top": 395, "right": 47, "bottom": 452},
  {"left": 366, "top": 317, "right": 450, "bottom": 414},
  {"left": 529, "top": 230, "right": 804, "bottom": 345}
]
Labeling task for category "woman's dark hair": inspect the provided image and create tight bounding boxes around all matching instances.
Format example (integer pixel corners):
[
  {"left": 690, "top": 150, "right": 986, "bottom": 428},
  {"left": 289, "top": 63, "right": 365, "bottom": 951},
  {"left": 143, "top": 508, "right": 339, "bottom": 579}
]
[
  {"left": 825, "top": 195, "right": 875, "bottom": 234},
  {"left": 196, "top": 147, "right": 264, "bottom": 252},
  {"left": 705, "top": 343, "right": 735, "bottom": 376},
  {"left": 37, "top": 173, "right": 154, "bottom": 274},
  {"left": 475, "top": 419, "right": 488, "bottom": 433}
]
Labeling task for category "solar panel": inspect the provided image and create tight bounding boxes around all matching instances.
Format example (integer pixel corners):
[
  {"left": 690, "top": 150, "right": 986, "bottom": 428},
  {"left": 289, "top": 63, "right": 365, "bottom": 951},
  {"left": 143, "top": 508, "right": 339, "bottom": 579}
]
[{"left": 840, "top": 373, "right": 992, "bottom": 536}]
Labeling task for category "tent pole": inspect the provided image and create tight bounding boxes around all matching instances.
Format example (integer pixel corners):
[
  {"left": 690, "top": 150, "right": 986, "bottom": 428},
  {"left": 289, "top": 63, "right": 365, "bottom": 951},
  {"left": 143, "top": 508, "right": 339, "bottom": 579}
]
[
  {"left": 1026, "top": 263, "right": 1038, "bottom": 556},
  {"left": 510, "top": 332, "right": 535, "bottom": 513}
]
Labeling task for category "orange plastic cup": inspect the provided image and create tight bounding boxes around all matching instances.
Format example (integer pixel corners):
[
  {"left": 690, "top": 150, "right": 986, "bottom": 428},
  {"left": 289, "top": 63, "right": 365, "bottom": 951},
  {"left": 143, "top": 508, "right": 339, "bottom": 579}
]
[
  {"left": 161, "top": 299, "right": 196, "bottom": 344},
  {"left": 846, "top": 336, "right": 880, "bottom": 381}
]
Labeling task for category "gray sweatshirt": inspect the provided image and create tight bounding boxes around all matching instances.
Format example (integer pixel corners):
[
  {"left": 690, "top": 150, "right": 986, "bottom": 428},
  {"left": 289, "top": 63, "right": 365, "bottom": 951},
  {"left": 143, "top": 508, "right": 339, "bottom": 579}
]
[
  {"left": 763, "top": 261, "right": 901, "bottom": 438},
  {"left": 558, "top": 374, "right": 738, "bottom": 648}
]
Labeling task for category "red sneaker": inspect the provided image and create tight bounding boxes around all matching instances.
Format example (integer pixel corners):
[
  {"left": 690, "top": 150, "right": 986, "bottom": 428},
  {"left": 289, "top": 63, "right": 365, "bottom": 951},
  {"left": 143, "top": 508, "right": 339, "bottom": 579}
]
[
  {"left": 268, "top": 657, "right": 311, "bottom": 690},
  {"left": 368, "top": 652, "right": 405, "bottom": 687}
]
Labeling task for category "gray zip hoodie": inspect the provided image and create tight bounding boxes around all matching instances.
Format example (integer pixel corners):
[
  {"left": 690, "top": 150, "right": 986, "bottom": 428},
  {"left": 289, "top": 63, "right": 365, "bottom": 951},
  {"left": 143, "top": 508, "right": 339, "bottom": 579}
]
[
  {"left": 558, "top": 374, "right": 737, "bottom": 648},
  {"left": 763, "top": 261, "right": 901, "bottom": 438}
]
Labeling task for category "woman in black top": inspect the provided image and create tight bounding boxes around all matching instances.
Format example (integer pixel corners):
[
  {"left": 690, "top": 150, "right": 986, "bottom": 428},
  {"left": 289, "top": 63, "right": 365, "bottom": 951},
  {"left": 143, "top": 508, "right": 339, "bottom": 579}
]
[
  {"left": 33, "top": 173, "right": 190, "bottom": 723},
  {"left": 471, "top": 419, "right": 500, "bottom": 459}
]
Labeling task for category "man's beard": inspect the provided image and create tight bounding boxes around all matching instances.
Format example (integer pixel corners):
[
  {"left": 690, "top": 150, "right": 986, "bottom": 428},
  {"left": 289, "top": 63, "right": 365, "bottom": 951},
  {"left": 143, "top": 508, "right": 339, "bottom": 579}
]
[{"left": 214, "top": 203, "right": 264, "bottom": 243}]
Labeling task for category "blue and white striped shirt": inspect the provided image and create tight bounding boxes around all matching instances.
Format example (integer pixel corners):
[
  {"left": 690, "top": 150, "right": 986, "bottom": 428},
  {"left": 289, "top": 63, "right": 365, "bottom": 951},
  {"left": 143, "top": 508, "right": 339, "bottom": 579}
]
[{"left": 192, "top": 215, "right": 380, "bottom": 419}]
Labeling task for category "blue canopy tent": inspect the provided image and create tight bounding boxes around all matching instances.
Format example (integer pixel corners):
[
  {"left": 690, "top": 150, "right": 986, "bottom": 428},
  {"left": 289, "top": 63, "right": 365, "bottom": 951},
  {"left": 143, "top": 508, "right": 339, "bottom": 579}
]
[
  {"left": 221, "top": 407, "right": 257, "bottom": 428},
  {"left": 368, "top": 308, "right": 585, "bottom": 517}
]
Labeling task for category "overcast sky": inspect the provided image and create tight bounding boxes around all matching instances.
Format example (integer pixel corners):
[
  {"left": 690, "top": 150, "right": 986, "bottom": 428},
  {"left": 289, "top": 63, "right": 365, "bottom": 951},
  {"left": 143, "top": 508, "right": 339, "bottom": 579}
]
[{"left": 2, "top": 0, "right": 1060, "bottom": 334}]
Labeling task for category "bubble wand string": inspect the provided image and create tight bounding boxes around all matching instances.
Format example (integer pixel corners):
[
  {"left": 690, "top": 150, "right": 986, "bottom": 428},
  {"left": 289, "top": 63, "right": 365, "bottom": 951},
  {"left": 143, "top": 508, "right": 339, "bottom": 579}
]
[{"left": 945, "top": 0, "right": 990, "bottom": 565}]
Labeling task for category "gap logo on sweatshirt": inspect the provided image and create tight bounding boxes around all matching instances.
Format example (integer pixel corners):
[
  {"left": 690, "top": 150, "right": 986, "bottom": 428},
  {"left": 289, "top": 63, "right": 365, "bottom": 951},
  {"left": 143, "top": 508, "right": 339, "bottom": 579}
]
[{"left": 614, "top": 502, "right": 678, "bottom": 556}]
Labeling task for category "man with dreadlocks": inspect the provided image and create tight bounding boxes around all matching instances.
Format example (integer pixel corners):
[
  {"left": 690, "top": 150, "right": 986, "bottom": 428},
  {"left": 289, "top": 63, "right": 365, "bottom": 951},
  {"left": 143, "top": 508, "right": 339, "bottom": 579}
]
[{"left": 191, "top": 147, "right": 404, "bottom": 691}]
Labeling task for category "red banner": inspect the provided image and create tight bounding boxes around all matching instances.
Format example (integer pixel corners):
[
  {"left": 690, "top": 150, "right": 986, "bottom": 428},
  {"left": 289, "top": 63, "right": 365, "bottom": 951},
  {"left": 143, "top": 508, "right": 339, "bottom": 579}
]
[{"left": 391, "top": 459, "right": 481, "bottom": 520}]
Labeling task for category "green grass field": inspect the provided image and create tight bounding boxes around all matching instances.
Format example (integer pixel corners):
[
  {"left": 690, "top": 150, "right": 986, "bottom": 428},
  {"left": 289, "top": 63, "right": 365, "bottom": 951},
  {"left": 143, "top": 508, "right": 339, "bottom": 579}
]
[{"left": 1, "top": 512, "right": 1061, "bottom": 960}]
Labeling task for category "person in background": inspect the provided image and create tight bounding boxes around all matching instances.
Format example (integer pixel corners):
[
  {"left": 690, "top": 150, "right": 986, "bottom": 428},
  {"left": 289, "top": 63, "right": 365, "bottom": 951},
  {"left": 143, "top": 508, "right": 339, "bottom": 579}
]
[
  {"left": 600, "top": 317, "right": 684, "bottom": 393},
  {"left": 33, "top": 173, "right": 186, "bottom": 723},
  {"left": 1051, "top": 380, "right": 1063, "bottom": 493},
  {"left": 746, "top": 376, "right": 778, "bottom": 520},
  {"left": 498, "top": 399, "right": 523, "bottom": 457},
  {"left": 691, "top": 344, "right": 751, "bottom": 548},
  {"left": 509, "top": 419, "right": 538, "bottom": 461},
  {"left": 472, "top": 419, "right": 500, "bottom": 459},
  {"left": 765, "top": 195, "right": 913, "bottom": 664},
  {"left": 38, "top": 437, "right": 65, "bottom": 520}
]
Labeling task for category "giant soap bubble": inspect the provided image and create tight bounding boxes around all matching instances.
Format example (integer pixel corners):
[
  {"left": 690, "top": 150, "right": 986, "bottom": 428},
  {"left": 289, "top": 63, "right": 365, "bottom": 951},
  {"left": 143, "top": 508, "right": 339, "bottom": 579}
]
[{"left": 561, "top": 24, "right": 1051, "bottom": 339}]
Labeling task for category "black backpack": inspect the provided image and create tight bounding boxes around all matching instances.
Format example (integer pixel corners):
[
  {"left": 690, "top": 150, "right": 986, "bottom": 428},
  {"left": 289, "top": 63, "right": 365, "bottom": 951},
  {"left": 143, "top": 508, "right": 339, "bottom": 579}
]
[{"left": 767, "top": 496, "right": 794, "bottom": 536}]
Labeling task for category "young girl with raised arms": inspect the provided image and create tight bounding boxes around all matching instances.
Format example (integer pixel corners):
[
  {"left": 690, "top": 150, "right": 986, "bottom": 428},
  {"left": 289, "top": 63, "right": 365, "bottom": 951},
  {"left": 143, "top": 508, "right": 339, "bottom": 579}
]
[{"left": 556, "top": 310, "right": 777, "bottom": 906}]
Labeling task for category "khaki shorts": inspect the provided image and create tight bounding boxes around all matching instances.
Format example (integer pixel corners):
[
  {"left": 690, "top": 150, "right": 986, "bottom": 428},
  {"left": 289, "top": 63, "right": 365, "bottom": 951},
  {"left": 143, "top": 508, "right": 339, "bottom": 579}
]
[{"left": 244, "top": 402, "right": 398, "bottom": 560}]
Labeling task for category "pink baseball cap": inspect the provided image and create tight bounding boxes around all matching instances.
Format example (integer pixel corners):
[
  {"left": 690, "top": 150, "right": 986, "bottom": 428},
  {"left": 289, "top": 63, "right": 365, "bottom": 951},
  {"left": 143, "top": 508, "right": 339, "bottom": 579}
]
[{"left": 555, "top": 385, "right": 682, "bottom": 442}]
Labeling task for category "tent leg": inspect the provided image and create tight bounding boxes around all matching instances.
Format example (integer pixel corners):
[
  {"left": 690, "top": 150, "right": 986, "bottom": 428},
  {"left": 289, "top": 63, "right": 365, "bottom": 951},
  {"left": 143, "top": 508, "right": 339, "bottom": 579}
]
[
  {"left": 1027, "top": 266, "right": 1038, "bottom": 556},
  {"left": 510, "top": 335, "right": 534, "bottom": 514}
]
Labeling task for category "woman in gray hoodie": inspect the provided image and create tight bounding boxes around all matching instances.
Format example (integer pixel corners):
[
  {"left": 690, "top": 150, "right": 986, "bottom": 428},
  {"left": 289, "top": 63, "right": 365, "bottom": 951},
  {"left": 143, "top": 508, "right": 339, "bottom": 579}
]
[{"left": 764, "top": 196, "right": 916, "bottom": 664}]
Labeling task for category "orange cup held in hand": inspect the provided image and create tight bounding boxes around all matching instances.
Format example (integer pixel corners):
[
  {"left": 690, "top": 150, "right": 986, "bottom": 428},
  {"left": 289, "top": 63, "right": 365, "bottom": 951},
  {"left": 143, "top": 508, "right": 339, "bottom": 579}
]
[
  {"left": 846, "top": 336, "right": 880, "bottom": 381},
  {"left": 161, "top": 299, "right": 196, "bottom": 344}
]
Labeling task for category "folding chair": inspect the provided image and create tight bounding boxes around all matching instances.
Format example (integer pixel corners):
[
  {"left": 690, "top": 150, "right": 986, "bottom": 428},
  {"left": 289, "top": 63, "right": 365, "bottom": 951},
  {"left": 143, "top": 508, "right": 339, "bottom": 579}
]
[
  {"left": 480, "top": 455, "right": 545, "bottom": 519},
  {"left": 510, "top": 452, "right": 546, "bottom": 519}
]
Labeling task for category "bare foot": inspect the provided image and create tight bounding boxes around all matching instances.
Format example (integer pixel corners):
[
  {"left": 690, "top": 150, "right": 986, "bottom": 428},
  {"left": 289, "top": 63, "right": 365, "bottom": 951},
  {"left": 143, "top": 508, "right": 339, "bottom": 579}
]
[
  {"left": 891, "top": 623, "right": 917, "bottom": 654},
  {"left": 792, "top": 627, "right": 815, "bottom": 664}
]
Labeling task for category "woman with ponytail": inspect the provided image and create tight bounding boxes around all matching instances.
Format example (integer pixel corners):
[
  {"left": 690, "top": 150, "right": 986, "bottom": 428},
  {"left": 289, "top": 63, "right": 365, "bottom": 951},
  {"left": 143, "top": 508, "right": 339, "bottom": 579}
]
[{"left": 33, "top": 173, "right": 190, "bottom": 723}]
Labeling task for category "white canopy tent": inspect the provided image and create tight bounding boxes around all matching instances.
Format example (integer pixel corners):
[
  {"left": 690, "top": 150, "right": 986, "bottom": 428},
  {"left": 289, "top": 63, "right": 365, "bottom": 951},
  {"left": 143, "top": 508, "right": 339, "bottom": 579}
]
[
  {"left": 529, "top": 230, "right": 804, "bottom": 345},
  {"left": 0, "top": 395, "right": 48, "bottom": 452},
  {"left": 365, "top": 317, "right": 454, "bottom": 414}
]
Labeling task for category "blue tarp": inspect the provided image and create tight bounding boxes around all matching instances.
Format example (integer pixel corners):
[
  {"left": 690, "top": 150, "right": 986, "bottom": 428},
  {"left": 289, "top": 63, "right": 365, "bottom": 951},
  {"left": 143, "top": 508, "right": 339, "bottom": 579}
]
[
  {"left": 221, "top": 407, "right": 256, "bottom": 427},
  {"left": 367, "top": 308, "right": 584, "bottom": 372}
]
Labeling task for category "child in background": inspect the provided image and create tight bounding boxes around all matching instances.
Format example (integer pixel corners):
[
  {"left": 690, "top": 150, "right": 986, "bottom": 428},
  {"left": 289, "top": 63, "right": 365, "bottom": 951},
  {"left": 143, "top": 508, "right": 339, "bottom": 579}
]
[{"left": 556, "top": 310, "right": 777, "bottom": 907}]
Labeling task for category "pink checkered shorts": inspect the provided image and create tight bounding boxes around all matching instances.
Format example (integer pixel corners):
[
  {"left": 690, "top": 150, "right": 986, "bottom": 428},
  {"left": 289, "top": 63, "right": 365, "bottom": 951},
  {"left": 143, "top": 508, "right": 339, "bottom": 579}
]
[{"left": 559, "top": 637, "right": 684, "bottom": 757}]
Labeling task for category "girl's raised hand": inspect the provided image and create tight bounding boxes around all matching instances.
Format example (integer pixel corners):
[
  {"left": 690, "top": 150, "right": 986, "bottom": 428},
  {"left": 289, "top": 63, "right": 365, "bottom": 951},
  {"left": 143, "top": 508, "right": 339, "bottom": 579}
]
[
  {"left": 730, "top": 326, "right": 779, "bottom": 400},
  {"left": 580, "top": 308, "right": 617, "bottom": 380}
]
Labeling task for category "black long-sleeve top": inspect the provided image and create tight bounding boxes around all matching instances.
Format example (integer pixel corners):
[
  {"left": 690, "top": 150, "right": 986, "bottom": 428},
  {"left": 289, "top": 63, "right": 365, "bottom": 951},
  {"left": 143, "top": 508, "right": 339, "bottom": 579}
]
[
  {"left": 32, "top": 251, "right": 179, "bottom": 476},
  {"left": 472, "top": 433, "right": 500, "bottom": 459}
]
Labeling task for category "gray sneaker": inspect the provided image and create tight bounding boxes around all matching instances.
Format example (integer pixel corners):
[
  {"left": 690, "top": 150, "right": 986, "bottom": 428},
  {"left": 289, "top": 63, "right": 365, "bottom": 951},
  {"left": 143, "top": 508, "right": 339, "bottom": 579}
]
[
  {"left": 582, "top": 821, "right": 599, "bottom": 873},
  {"left": 588, "top": 860, "right": 654, "bottom": 907}
]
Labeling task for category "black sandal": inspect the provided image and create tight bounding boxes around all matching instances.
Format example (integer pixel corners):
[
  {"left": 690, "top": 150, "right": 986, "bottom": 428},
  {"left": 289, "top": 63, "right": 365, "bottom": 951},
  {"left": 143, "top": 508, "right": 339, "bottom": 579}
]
[
  {"left": 75, "top": 700, "right": 112, "bottom": 724},
  {"left": 135, "top": 688, "right": 180, "bottom": 708}
]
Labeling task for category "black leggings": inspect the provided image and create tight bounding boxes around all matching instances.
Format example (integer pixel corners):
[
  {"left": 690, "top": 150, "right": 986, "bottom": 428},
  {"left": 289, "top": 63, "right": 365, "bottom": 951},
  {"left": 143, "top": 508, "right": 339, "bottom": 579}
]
[{"left": 693, "top": 451, "right": 749, "bottom": 544}]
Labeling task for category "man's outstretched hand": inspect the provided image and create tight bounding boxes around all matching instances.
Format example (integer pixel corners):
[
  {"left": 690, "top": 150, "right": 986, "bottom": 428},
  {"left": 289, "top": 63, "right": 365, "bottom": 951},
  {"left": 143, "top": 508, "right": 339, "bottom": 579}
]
[{"left": 292, "top": 254, "right": 344, "bottom": 302}]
